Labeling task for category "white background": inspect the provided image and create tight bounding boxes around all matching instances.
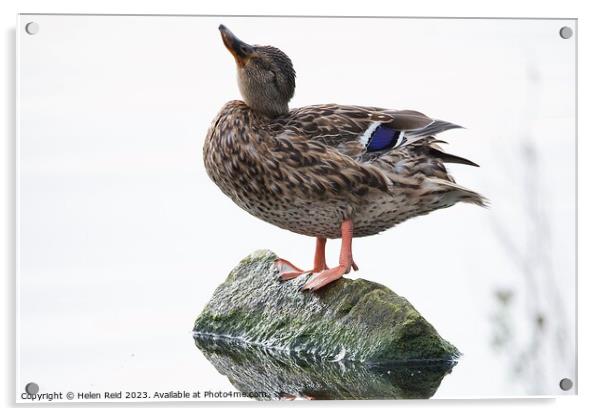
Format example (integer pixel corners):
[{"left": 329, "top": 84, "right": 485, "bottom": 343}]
[{"left": 2, "top": 0, "right": 601, "bottom": 415}]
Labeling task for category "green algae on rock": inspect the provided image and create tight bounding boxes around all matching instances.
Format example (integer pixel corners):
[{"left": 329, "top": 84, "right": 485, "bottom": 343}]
[{"left": 193, "top": 250, "right": 459, "bottom": 363}]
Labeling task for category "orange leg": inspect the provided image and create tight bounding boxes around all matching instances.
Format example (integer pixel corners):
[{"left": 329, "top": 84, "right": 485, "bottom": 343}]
[
  {"left": 312, "top": 237, "right": 328, "bottom": 272},
  {"left": 276, "top": 237, "right": 329, "bottom": 281},
  {"left": 303, "top": 219, "right": 357, "bottom": 291}
]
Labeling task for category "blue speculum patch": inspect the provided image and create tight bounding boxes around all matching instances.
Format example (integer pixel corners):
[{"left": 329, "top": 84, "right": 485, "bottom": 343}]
[{"left": 366, "top": 125, "right": 401, "bottom": 152}]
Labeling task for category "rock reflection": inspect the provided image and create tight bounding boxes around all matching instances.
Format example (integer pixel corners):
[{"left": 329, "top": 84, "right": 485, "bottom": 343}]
[{"left": 194, "top": 335, "right": 456, "bottom": 400}]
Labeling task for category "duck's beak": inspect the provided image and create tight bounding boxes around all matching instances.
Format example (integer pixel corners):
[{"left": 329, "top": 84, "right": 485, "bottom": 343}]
[{"left": 219, "top": 25, "right": 253, "bottom": 67}]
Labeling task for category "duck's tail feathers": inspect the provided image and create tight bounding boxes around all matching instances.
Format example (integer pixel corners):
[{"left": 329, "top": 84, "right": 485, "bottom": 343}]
[
  {"left": 428, "top": 177, "right": 489, "bottom": 207},
  {"left": 403, "top": 120, "right": 463, "bottom": 145},
  {"left": 427, "top": 147, "right": 480, "bottom": 167}
]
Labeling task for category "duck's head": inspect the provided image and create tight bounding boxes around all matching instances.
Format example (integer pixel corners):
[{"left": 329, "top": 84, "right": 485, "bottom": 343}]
[{"left": 219, "top": 25, "right": 296, "bottom": 117}]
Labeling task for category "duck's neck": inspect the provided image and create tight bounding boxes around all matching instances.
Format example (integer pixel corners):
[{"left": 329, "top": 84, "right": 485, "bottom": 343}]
[
  {"left": 242, "top": 95, "right": 289, "bottom": 118},
  {"left": 238, "top": 81, "right": 290, "bottom": 118}
]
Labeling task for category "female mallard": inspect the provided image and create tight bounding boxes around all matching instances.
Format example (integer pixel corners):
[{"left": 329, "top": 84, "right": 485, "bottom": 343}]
[{"left": 204, "top": 25, "right": 485, "bottom": 291}]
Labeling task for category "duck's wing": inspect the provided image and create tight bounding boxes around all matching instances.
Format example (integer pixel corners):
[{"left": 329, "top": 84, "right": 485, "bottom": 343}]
[
  {"left": 265, "top": 127, "right": 392, "bottom": 199},
  {"left": 268, "top": 104, "right": 482, "bottom": 202},
  {"left": 273, "top": 104, "right": 468, "bottom": 162}
]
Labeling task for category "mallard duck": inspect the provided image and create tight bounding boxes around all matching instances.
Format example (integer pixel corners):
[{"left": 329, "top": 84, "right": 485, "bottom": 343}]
[{"left": 204, "top": 25, "right": 485, "bottom": 291}]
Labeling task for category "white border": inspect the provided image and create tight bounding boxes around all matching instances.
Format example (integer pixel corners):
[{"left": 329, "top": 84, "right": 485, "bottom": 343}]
[{"left": 3, "top": 0, "right": 601, "bottom": 414}]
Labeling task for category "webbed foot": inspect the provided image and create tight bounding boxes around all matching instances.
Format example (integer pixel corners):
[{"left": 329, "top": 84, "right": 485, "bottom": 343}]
[
  {"left": 302, "top": 265, "right": 349, "bottom": 291},
  {"left": 275, "top": 258, "right": 306, "bottom": 281}
]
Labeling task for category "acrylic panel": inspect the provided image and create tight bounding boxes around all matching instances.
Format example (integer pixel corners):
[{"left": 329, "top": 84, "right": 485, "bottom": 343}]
[{"left": 16, "top": 14, "right": 576, "bottom": 402}]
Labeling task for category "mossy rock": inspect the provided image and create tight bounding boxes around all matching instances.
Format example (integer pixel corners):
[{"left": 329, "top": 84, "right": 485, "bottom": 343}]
[{"left": 194, "top": 250, "right": 459, "bottom": 363}]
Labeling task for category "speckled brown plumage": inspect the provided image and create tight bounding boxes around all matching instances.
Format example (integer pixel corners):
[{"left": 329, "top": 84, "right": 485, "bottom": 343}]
[{"left": 203, "top": 100, "right": 485, "bottom": 239}]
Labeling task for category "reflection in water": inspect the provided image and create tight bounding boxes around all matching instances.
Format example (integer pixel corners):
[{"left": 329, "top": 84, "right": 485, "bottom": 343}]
[{"left": 194, "top": 335, "right": 456, "bottom": 400}]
